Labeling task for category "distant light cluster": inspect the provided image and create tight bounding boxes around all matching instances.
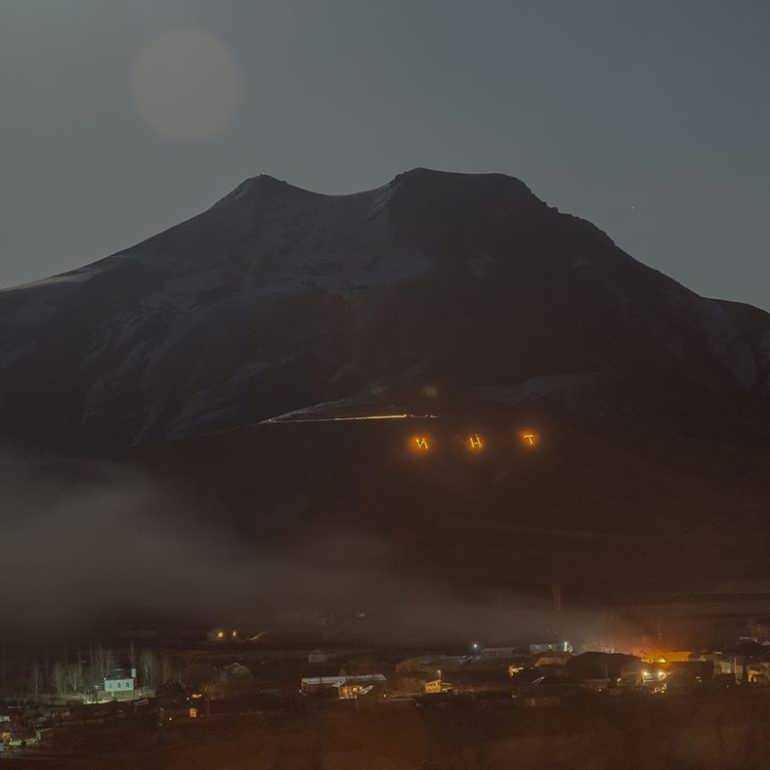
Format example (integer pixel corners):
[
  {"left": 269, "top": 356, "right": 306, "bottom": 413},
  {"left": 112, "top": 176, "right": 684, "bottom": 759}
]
[{"left": 210, "top": 628, "right": 240, "bottom": 642}]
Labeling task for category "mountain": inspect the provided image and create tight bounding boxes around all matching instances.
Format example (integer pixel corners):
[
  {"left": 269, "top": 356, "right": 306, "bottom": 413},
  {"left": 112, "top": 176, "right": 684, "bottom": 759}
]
[
  {"left": 6, "top": 167, "right": 770, "bottom": 622},
  {"left": 1, "top": 167, "right": 769, "bottom": 451}
]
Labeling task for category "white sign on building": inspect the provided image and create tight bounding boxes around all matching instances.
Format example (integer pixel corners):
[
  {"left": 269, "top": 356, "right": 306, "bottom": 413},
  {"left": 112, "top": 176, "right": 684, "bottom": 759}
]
[{"left": 104, "top": 677, "right": 135, "bottom": 694}]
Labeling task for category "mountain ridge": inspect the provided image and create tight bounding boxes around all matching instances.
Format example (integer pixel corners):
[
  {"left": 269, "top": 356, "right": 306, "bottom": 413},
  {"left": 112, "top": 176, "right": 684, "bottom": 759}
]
[{"left": 0, "top": 168, "right": 768, "bottom": 451}]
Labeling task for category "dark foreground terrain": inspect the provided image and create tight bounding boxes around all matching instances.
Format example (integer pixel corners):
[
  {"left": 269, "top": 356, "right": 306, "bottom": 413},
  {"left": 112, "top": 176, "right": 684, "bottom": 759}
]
[{"left": 8, "top": 689, "right": 770, "bottom": 770}]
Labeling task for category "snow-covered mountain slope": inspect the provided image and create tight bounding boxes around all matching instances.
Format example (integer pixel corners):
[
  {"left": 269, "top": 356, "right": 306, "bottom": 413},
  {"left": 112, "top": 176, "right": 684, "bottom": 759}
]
[{"left": 0, "top": 168, "right": 768, "bottom": 450}]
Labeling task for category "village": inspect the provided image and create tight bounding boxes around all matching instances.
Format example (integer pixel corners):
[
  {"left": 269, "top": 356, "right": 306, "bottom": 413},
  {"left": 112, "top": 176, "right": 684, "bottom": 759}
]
[{"left": 4, "top": 625, "right": 770, "bottom": 767}]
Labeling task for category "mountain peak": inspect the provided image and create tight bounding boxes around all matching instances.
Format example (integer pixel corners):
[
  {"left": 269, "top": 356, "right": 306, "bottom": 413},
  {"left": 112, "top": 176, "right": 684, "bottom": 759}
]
[
  {"left": 214, "top": 167, "right": 539, "bottom": 210},
  {"left": 244, "top": 172, "right": 293, "bottom": 188},
  {"left": 394, "top": 166, "right": 527, "bottom": 184},
  {"left": 390, "top": 166, "right": 536, "bottom": 198},
  {"left": 213, "top": 173, "right": 315, "bottom": 209}
]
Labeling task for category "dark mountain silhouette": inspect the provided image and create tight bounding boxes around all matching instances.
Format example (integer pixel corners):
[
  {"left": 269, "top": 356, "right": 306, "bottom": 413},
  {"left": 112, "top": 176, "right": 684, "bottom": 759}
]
[
  {"left": 4, "top": 168, "right": 770, "bottom": 619},
  {"left": 1, "top": 168, "right": 769, "bottom": 451}
]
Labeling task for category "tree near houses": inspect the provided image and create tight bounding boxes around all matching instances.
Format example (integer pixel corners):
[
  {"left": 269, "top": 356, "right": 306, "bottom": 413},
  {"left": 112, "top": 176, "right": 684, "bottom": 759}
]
[
  {"left": 183, "top": 663, "right": 219, "bottom": 693},
  {"left": 139, "top": 648, "right": 158, "bottom": 689},
  {"left": 92, "top": 645, "right": 115, "bottom": 682},
  {"left": 65, "top": 660, "right": 85, "bottom": 694},
  {"left": 52, "top": 661, "right": 67, "bottom": 697},
  {"left": 159, "top": 652, "right": 181, "bottom": 686},
  {"left": 29, "top": 662, "right": 43, "bottom": 699}
]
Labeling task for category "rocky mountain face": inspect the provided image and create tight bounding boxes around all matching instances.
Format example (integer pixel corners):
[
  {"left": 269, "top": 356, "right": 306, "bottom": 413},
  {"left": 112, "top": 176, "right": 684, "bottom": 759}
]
[{"left": 1, "top": 168, "right": 769, "bottom": 451}]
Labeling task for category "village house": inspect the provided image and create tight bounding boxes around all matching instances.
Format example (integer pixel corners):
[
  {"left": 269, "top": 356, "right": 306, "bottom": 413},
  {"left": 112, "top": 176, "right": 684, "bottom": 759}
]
[
  {"left": 104, "top": 669, "right": 136, "bottom": 699},
  {"left": 301, "top": 674, "right": 387, "bottom": 699}
]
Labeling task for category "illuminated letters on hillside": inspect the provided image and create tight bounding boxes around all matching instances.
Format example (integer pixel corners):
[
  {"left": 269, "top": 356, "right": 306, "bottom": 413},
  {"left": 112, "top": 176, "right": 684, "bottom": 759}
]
[
  {"left": 467, "top": 434, "right": 484, "bottom": 451},
  {"left": 521, "top": 432, "right": 538, "bottom": 448}
]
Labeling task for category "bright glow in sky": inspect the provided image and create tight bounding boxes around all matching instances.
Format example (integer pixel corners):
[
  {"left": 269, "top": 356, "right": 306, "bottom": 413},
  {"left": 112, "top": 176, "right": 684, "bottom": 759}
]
[{"left": 130, "top": 28, "right": 243, "bottom": 142}]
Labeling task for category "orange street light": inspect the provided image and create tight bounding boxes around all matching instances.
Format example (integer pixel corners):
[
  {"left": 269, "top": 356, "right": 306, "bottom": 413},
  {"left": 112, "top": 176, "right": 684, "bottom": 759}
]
[{"left": 410, "top": 435, "right": 431, "bottom": 452}]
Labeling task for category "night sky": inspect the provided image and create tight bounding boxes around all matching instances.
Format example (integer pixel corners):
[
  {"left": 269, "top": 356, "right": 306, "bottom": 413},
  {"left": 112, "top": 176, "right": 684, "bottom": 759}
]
[{"left": 1, "top": 0, "right": 768, "bottom": 308}]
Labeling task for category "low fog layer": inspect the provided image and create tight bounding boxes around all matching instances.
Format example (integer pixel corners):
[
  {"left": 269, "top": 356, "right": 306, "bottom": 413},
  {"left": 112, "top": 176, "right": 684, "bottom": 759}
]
[{"left": 0, "top": 447, "right": 603, "bottom": 645}]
